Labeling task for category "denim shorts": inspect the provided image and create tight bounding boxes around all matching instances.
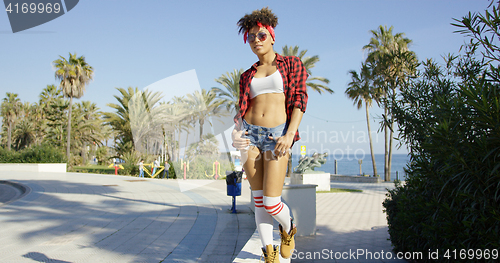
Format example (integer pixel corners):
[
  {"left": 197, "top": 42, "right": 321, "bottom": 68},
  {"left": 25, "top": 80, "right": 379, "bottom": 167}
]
[{"left": 241, "top": 119, "right": 288, "bottom": 153}]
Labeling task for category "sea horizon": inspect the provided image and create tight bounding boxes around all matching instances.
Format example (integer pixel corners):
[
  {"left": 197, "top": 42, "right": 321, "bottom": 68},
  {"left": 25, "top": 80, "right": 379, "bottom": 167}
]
[{"left": 291, "top": 153, "right": 410, "bottom": 181}]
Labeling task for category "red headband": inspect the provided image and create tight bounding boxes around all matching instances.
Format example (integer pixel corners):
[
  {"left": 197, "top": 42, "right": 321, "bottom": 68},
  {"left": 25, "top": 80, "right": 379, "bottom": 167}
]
[{"left": 244, "top": 22, "right": 275, "bottom": 44}]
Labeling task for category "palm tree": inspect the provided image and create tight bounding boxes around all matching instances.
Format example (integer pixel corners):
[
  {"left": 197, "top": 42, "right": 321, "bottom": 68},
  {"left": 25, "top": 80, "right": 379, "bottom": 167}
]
[
  {"left": 161, "top": 97, "right": 190, "bottom": 161},
  {"left": 39, "top": 85, "right": 63, "bottom": 109},
  {"left": 103, "top": 87, "right": 164, "bottom": 155},
  {"left": 1, "top": 93, "right": 22, "bottom": 150},
  {"left": 212, "top": 69, "right": 244, "bottom": 114},
  {"left": 181, "top": 113, "right": 196, "bottom": 161},
  {"left": 100, "top": 124, "right": 117, "bottom": 147},
  {"left": 53, "top": 53, "right": 94, "bottom": 161},
  {"left": 128, "top": 89, "right": 164, "bottom": 155},
  {"left": 363, "top": 25, "right": 416, "bottom": 181},
  {"left": 103, "top": 87, "right": 138, "bottom": 147},
  {"left": 185, "top": 88, "right": 225, "bottom": 141},
  {"left": 13, "top": 117, "right": 36, "bottom": 150},
  {"left": 281, "top": 45, "right": 333, "bottom": 94},
  {"left": 73, "top": 101, "right": 103, "bottom": 164},
  {"left": 186, "top": 133, "right": 220, "bottom": 160},
  {"left": 346, "top": 63, "right": 382, "bottom": 177}
]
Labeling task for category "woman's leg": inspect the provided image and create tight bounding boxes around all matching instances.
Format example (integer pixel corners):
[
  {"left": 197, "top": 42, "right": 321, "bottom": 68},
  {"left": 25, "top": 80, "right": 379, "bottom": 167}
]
[
  {"left": 262, "top": 151, "right": 291, "bottom": 232},
  {"left": 241, "top": 146, "right": 274, "bottom": 247},
  {"left": 241, "top": 146, "right": 264, "bottom": 191},
  {"left": 263, "top": 151, "right": 297, "bottom": 258}
]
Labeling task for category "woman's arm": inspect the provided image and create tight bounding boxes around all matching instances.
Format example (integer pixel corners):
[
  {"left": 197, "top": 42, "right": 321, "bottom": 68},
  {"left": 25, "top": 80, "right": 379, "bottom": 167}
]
[{"left": 272, "top": 107, "right": 303, "bottom": 157}]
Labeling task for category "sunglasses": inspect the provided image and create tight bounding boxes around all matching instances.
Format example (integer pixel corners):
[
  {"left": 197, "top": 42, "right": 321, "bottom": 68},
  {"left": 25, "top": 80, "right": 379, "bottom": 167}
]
[{"left": 248, "top": 32, "right": 268, "bottom": 43}]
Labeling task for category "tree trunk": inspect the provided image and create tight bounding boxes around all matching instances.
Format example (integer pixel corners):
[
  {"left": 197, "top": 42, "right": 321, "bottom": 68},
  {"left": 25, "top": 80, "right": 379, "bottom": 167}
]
[
  {"left": 388, "top": 119, "right": 394, "bottom": 181},
  {"left": 184, "top": 128, "right": 190, "bottom": 160},
  {"left": 366, "top": 102, "right": 378, "bottom": 177},
  {"left": 7, "top": 122, "right": 12, "bottom": 150},
  {"left": 66, "top": 97, "right": 73, "bottom": 162},
  {"left": 177, "top": 128, "right": 182, "bottom": 161},
  {"left": 199, "top": 119, "right": 204, "bottom": 142},
  {"left": 384, "top": 105, "right": 389, "bottom": 181},
  {"left": 168, "top": 132, "right": 173, "bottom": 161},
  {"left": 387, "top": 87, "right": 397, "bottom": 181},
  {"left": 82, "top": 144, "right": 87, "bottom": 165}
]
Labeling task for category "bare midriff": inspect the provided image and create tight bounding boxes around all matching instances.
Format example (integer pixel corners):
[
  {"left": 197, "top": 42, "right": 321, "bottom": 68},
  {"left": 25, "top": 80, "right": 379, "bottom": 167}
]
[{"left": 244, "top": 93, "right": 286, "bottom": 128}]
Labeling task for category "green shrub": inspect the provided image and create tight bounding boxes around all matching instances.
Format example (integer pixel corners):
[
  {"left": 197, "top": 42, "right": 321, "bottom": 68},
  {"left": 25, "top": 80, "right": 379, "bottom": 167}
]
[
  {"left": 0, "top": 144, "right": 66, "bottom": 163},
  {"left": 383, "top": 4, "right": 500, "bottom": 261},
  {"left": 120, "top": 150, "right": 141, "bottom": 176},
  {"left": 72, "top": 166, "right": 116, "bottom": 175}
]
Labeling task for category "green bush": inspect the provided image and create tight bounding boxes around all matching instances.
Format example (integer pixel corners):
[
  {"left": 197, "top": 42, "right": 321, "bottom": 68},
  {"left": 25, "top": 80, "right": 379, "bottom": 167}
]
[
  {"left": 72, "top": 166, "right": 116, "bottom": 175},
  {"left": 120, "top": 150, "right": 141, "bottom": 176},
  {"left": 0, "top": 144, "right": 66, "bottom": 163},
  {"left": 383, "top": 4, "right": 500, "bottom": 261}
]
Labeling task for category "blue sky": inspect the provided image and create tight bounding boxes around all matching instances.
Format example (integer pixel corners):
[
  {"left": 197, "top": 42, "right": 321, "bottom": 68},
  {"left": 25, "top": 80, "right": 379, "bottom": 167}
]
[{"left": 0, "top": 0, "right": 488, "bottom": 156}]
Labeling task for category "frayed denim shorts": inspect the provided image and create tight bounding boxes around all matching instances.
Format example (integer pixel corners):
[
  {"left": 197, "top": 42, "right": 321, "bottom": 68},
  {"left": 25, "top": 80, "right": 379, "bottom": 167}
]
[{"left": 241, "top": 119, "right": 288, "bottom": 153}]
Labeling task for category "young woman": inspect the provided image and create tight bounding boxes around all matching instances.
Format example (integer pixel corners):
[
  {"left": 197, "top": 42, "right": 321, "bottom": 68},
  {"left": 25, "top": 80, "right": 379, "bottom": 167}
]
[{"left": 232, "top": 7, "right": 308, "bottom": 262}]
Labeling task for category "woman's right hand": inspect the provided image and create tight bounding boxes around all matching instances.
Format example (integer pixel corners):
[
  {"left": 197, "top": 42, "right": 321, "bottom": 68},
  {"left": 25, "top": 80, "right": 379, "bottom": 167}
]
[{"left": 232, "top": 128, "right": 250, "bottom": 150}]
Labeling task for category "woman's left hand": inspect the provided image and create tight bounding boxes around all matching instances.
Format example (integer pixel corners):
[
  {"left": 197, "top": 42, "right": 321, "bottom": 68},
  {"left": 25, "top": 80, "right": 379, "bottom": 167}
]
[{"left": 269, "top": 133, "right": 294, "bottom": 158}]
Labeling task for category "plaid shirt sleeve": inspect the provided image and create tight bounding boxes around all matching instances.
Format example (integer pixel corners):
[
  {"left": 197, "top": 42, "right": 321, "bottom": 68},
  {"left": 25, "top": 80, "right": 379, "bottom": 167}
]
[
  {"left": 233, "top": 68, "right": 252, "bottom": 131},
  {"left": 290, "top": 56, "right": 308, "bottom": 113}
]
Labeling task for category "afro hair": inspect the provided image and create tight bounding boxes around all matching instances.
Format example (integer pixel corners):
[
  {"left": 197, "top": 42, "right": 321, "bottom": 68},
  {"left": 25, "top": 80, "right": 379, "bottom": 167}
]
[{"left": 237, "top": 7, "right": 278, "bottom": 35}]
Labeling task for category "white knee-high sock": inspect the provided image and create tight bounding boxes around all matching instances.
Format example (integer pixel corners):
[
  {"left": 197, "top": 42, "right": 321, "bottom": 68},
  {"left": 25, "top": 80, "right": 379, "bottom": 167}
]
[
  {"left": 263, "top": 196, "right": 291, "bottom": 232},
  {"left": 252, "top": 190, "right": 274, "bottom": 247}
]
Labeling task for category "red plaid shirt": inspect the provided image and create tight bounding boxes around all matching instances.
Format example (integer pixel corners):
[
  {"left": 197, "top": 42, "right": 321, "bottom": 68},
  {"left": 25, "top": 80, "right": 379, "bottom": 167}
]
[{"left": 234, "top": 53, "right": 308, "bottom": 143}]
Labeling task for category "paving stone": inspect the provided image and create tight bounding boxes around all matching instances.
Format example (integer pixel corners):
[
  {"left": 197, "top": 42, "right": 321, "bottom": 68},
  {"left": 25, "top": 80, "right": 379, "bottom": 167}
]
[{"left": 0, "top": 171, "right": 255, "bottom": 262}]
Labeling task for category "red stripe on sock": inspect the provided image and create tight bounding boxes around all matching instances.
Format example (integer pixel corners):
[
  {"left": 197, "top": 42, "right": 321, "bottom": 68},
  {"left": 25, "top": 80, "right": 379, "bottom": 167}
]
[
  {"left": 254, "top": 196, "right": 264, "bottom": 208},
  {"left": 271, "top": 203, "right": 284, "bottom": 215},
  {"left": 264, "top": 202, "right": 281, "bottom": 210}
]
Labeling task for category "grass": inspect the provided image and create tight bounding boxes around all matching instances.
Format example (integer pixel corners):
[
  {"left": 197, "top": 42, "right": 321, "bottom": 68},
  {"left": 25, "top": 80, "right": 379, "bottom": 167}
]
[
  {"left": 70, "top": 164, "right": 116, "bottom": 174},
  {"left": 75, "top": 165, "right": 112, "bottom": 170},
  {"left": 317, "top": 188, "right": 363, "bottom": 193}
]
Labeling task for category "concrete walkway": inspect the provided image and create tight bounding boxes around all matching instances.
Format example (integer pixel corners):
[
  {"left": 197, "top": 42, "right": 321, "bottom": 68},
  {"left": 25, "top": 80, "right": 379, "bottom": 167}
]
[
  {"left": 0, "top": 171, "right": 406, "bottom": 263},
  {"left": 0, "top": 171, "right": 255, "bottom": 263},
  {"left": 0, "top": 182, "right": 23, "bottom": 205},
  {"left": 234, "top": 182, "right": 407, "bottom": 263}
]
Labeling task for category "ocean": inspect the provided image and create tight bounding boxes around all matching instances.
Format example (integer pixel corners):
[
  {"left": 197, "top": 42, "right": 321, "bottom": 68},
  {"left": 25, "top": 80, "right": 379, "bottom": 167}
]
[{"left": 291, "top": 153, "right": 410, "bottom": 181}]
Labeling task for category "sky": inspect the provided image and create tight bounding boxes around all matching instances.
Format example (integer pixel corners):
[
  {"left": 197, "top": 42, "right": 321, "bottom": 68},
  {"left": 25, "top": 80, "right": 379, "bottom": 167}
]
[{"left": 0, "top": 0, "right": 490, "bottom": 157}]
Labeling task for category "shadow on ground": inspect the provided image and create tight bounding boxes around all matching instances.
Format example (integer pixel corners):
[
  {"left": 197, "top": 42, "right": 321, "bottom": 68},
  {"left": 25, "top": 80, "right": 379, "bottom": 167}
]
[
  {"left": 293, "top": 226, "right": 408, "bottom": 262},
  {"left": 0, "top": 178, "right": 255, "bottom": 262}
]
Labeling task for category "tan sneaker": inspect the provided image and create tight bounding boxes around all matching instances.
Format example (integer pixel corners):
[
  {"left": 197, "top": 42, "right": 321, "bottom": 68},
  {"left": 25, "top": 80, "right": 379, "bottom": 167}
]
[
  {"left": 261, "top": 244, "right": 280, "bottom": 263},
  {"left": 279, "top": 219, "right": 297, "bottom": 259}
]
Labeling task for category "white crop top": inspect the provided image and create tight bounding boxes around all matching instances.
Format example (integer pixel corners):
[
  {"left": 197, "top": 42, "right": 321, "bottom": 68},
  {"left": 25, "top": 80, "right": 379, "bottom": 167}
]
[{"left": 249, "top": 70, "right": 284, "bottom": 99}]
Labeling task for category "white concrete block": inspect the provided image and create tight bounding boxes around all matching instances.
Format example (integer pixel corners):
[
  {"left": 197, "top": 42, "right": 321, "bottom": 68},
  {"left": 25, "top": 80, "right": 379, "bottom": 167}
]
[
  {"left": 291, "top": 172, "right": 330, "bottom": 191},
  {"left": 0, "top": 163, "right": 66, "bottom": 173}
]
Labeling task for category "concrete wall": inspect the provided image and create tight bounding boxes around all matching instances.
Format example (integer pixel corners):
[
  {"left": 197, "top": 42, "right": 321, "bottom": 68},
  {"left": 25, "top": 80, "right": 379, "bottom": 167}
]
[
  {"left": 0, "top": 163, "right": 66, "bottom": 173},
  {"left": 282, "top": 184, "right": 317, "bottom": 236},
  {"left": 249, "top": 184, "right": 317, "bottom": 236}
]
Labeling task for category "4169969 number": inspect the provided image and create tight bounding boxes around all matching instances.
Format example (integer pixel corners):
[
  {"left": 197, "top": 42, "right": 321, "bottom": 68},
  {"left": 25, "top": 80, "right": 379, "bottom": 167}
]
[
  {"left": 444, "top": 249, "right": 498, "bottom": 260},
  {"left": 5, "top": 2, "right": 61, "bottom": 14}
]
